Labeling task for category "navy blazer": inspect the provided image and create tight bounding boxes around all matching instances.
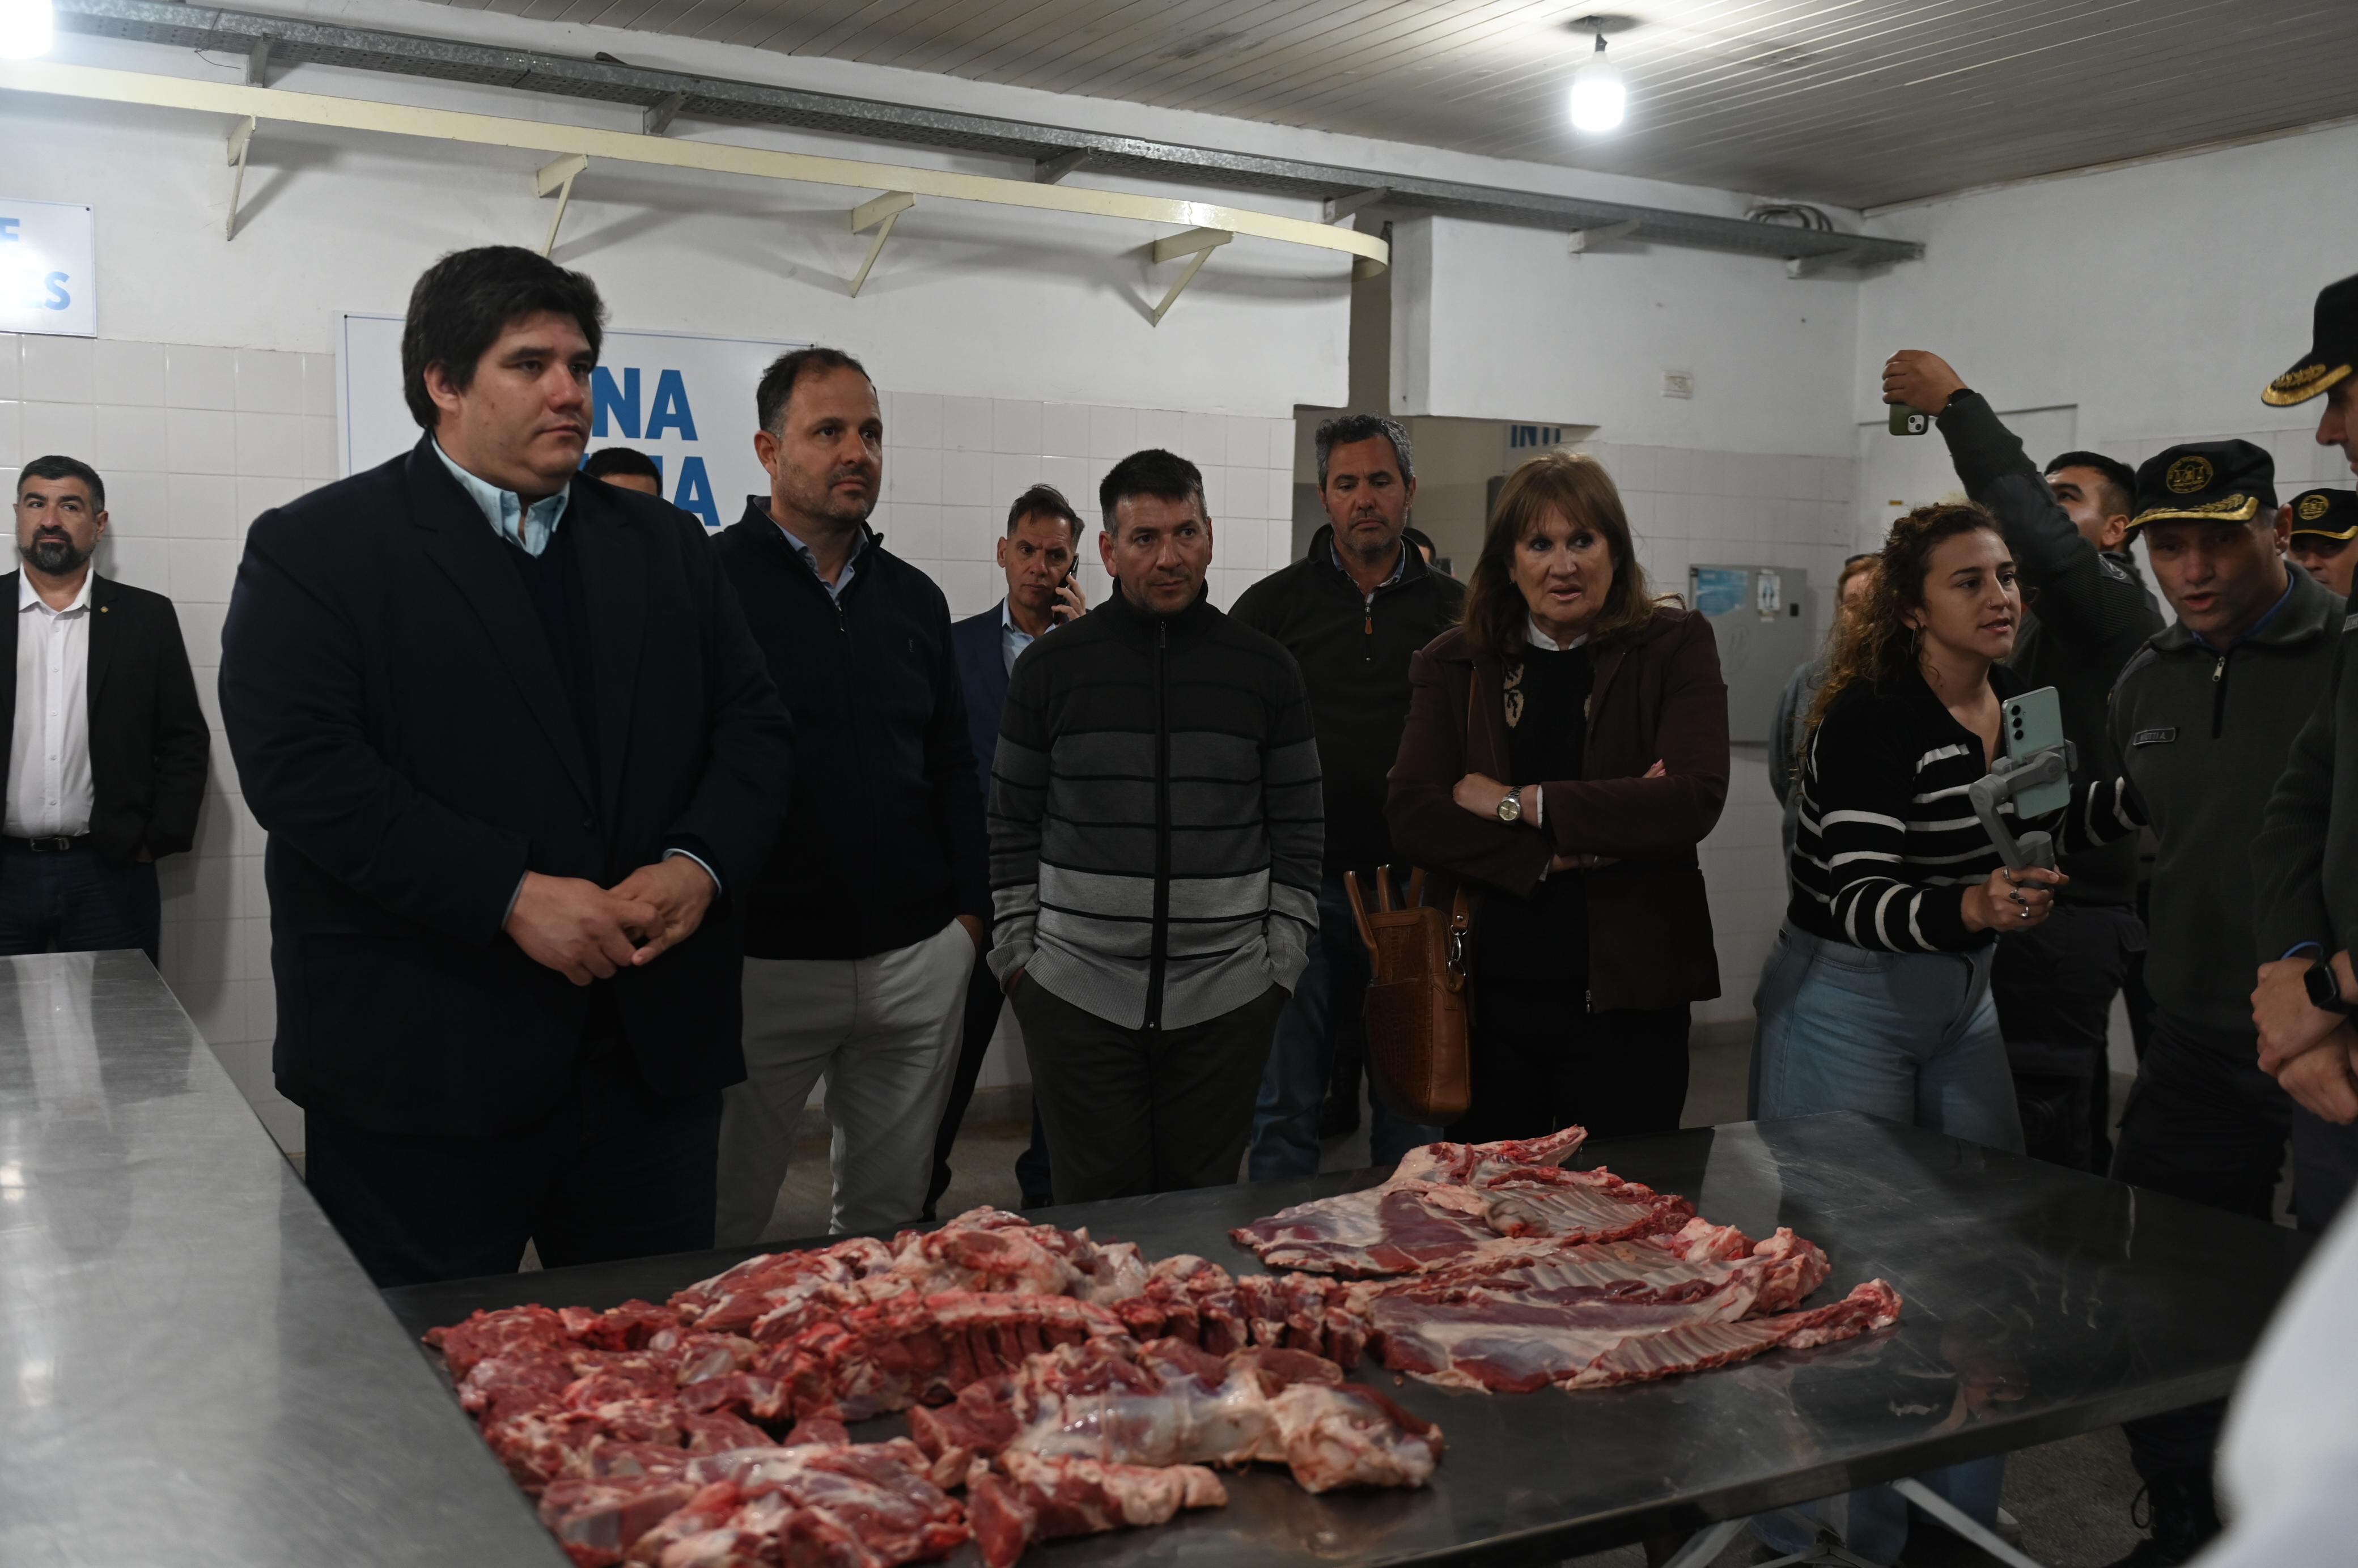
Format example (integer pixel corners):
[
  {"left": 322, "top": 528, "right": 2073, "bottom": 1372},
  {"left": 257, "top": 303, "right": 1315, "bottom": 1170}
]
[
  {"left": 952, "top": 601, "right": 1010, "bottom": 797},
  {"left": 219, "top": 437, "right": 796, "bottom": 1139}
]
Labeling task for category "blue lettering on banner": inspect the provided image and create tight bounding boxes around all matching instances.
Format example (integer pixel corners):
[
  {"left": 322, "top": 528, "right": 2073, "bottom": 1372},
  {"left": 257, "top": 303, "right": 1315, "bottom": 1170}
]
[
  {"left": 672, "top": 456, "right": 719, "bottom": 529},
  {"left": 647, "top": 369, "right": 698, "bottom": 440},
  {"left": 0, "top": 218, "right": 16, "bottom": 241},
  {"left": 592, "top": 367, "right": 641, "bottom": 439},
  {"left": 43, "top": 273, "right": 69, "bottom": 311}
]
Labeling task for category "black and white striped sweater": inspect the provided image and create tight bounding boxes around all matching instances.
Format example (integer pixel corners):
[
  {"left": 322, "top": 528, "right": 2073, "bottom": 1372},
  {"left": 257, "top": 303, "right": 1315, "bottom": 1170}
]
[{"left": 1788, "top": 665, "right": 2141, "bottom": 953}]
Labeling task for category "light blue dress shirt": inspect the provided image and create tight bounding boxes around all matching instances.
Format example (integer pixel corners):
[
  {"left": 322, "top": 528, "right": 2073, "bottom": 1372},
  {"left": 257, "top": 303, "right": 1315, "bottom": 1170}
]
[
  {"left": 431, "top": 439, "right": 570, "bottom": 556},
  {"left": 1001, "top": 600, "right": 1037, "bottom": 675},
  {"left": 775, "top": 518, "right": 865, "bottom": 599},
  {"left": 431, "top": 441, "right": 719, "bottom": 910}
]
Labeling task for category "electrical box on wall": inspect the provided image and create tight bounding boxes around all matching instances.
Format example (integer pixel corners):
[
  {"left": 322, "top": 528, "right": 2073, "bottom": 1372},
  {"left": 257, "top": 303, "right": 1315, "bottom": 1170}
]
[{"left": 1691, "top": 564, "right": 1813, "bottom": 746}]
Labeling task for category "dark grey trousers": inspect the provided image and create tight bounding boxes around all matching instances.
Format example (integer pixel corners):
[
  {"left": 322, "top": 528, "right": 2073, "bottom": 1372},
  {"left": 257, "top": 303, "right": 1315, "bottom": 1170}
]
[{"left": 1013, "top": 977, "right": 1286, "bottom": 1205}]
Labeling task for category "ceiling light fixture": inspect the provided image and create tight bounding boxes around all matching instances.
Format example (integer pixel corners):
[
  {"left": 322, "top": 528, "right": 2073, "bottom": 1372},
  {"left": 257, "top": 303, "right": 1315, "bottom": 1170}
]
[
  {"left": 0, "top": 0, "right": 54, "bottom": 60},
  {"left": 1567, "top": 15, "right": 1631, "bottom": 134}
]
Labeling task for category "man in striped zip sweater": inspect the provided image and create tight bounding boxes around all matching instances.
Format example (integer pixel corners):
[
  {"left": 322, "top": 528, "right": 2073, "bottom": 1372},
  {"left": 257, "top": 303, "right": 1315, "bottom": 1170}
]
[{"left": 987, "top": 448, "right": 1324, "bottom": 1205}]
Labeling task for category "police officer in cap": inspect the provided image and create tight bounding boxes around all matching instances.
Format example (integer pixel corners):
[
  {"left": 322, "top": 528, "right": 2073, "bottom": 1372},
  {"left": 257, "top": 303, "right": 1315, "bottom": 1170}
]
[
  {"left": 2285, "top": 487, "right": 2358, "bottom": 602},
  {"left": 2105, "top": 438, "right": 2356, "bottom": 1566}
]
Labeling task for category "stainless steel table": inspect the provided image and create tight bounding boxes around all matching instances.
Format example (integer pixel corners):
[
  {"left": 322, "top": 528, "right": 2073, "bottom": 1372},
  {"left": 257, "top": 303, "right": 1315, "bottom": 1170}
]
[
  {"left": 0, "top": 950, "right": 565, "bottom": 1568},
  {"left": 389, "top": 1111, "right": 2311, "bottom": 1566}
]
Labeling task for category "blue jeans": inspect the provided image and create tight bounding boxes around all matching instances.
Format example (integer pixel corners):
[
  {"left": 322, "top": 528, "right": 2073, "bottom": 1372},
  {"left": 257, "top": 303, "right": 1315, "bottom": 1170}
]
[
  {"left": 0, "top": 845, "right": 161, "bottom": 968},
  {"left": 1750, "top": 920, "right": 2016, "bottom": 1559},
  {"left": 1249, "top": 872, "right": 1440, "bottom": 1179},
  {"left": 1754, "top": 922, "right": 2024, "bottom": 1153}
]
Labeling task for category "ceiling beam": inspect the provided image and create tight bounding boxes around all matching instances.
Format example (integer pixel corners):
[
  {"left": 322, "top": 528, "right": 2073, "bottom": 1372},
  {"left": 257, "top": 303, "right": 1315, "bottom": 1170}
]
[{"left": 46, "top": 0, "right": 1922, "bottom": 272}]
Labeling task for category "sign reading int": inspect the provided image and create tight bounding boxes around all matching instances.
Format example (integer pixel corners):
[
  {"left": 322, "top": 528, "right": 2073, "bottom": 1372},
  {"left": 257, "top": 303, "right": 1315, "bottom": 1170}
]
[
  {"left": 0, "top": 199, "right": 96, "bottom": 337},
  {"left": 341, "top": 315, "right": 807, "bottom": 529}
]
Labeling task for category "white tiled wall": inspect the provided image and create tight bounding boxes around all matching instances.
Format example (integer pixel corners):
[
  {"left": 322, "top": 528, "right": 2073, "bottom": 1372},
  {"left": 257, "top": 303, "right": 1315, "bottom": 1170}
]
[
  {"left": 0, "top": 332, "right": 1300, "bottom": 1148},
  {"left": 1565, "top": 438, "right": 1861, "bottom": 1026}
]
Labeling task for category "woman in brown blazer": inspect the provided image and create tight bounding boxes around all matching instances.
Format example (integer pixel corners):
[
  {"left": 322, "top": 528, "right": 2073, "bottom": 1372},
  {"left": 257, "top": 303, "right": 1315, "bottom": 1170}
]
[{"left": 1386, "top": 452, "right": 1729, "bottom": 1142}]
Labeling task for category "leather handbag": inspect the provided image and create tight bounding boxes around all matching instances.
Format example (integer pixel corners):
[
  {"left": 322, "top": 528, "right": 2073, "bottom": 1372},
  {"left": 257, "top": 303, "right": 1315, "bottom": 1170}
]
[{"left": 1343, "top": 865, "right": 1473, "bottom": 1123}]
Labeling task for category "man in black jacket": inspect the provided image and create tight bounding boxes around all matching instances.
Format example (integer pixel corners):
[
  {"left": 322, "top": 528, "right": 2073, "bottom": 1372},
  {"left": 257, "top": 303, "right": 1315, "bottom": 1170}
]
[
  {"left": 712, "top": 348, "right": 990, "bottom": 1244},
  {"left": 219, "top": 247, "right": 795, "bottom": 1287},
  {"left": 1886, "top": 351, "right": 2164, "bottom": 1172},
  {"left": 4, "top": 456, "right": 209, "bottom": 966},
  {"left": 1231, "top": 414, "right": 1460, "bottom": 1177},
  {"left": 990, "top": 449, "right": 1322, "bottom": 1204}
]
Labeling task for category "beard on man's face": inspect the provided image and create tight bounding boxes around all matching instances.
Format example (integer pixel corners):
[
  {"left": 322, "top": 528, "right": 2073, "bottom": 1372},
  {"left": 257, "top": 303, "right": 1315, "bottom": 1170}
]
[{"left": 22, "top": 531, "right": 91, "bottom": 577}]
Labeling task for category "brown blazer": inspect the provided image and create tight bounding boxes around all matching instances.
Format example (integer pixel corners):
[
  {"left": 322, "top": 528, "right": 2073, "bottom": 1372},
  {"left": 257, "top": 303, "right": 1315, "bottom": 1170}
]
[{"left": 1385, "top": 605, "right": 1729, "bottom": 1011}]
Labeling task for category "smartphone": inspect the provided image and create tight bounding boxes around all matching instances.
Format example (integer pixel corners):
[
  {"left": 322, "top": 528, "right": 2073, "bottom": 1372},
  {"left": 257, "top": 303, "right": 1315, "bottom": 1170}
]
[
  {"left": 2003, "top": 686, "right": 2070, "bottom": 815},
  {"left": 1888, "top": 402, "right": 1929, "bottom": 437},
  {"left": 1050, "top": 560, "right": 1079, "bottom": 622}
]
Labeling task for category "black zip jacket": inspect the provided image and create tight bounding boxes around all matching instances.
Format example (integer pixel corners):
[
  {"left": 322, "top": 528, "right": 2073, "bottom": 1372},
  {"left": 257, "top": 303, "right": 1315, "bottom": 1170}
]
[
  {"left": 1940, "top": 390, "right": 2164, "bottom": 907},
  {"left": 713, "top": 500, "right": 989, "bottom": 961},
  {"left": 2114, "top": 567, "right": 2343, "bottom": 1044},
  {"left": 2256, "top": 599, "right": 2358, "bottom": 962},
  {"left": 1230, "top": 526, "right": 1465, "bottom": 875}
]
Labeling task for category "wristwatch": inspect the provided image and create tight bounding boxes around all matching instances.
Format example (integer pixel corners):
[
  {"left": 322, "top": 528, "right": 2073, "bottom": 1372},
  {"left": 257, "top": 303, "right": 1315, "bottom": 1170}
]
[
  {"left": 2305, "top": 959, "right": 2357, "bottom": 1015},
  {"left": 1496, "top": 788, "right": 1522, "bottom": 825}
]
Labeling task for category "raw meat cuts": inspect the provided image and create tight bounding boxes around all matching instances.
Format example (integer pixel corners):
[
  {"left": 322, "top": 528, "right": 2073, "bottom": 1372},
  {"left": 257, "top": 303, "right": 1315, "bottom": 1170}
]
[
  {"left": 1371, "top": 1278, "right": 1904, "bottom": 1393},
  {"left": 773, "top": 1290, "right": 1130, "bottom": 1421},
  {"left": 905, "top": 1333, "right": 1442, "bottom": 1494},
  {"left": 1229, "top": 1126, "right": 1693, "bottom": 1277},
  {"left": 967, "top": 1452, "right": 1227, "bottom": 1568}
]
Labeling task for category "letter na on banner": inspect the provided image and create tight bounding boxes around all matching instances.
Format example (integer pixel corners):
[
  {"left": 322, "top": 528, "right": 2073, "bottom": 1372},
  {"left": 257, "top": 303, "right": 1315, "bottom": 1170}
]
[
  {"left": 0, "top": 199, "right": 98, "bottom": 338},
  {"left": 341, "top": 316, "right": 806, "bottom": 529}
]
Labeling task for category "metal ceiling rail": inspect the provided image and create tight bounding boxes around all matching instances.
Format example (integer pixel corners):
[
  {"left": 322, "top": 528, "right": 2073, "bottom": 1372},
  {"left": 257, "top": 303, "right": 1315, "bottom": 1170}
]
[
  {"left": 0, "top": 58, "right": 1388, "bottom": 320},
  {"left": 48, "top": 0, "right": 1923, "bottom": 271}
]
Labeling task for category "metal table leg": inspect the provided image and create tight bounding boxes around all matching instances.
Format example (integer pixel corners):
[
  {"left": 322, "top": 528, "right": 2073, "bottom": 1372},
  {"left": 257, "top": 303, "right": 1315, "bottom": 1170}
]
[{"left": 1890, "top": 1477, "right": 2052, "bottom": 1568}]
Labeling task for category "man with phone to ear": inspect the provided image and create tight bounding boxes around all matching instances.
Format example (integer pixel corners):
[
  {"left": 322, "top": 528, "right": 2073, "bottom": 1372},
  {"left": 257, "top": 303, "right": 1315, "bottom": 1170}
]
[
  {"left": 1886, "top": 351, "right": 2163, "bottom": 1179},
  {"left": 929, "top": 484, "right": 1088, "bottom": 1216}
]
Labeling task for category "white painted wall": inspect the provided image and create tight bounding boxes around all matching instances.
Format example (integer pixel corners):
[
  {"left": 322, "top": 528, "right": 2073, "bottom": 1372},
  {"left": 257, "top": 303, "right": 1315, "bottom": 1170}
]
[
  {"left": 1390, "top": 216, "right": 1863, "bottom": 457},
  {"left": 1854, "top": 122, "right": 2358, "bottom": 494}
]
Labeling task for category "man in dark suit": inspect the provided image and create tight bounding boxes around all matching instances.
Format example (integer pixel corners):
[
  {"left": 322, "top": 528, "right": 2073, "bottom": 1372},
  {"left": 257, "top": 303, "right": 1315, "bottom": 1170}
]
[
  {"left": 3, "top": 456, "right": 209, "bottom": 966},
  {"left": 927, "top": 483, "right": 1085, "bottom": 1215},
  {"left": 218, "top": 247, "right": 794, "bottom": 1287}
]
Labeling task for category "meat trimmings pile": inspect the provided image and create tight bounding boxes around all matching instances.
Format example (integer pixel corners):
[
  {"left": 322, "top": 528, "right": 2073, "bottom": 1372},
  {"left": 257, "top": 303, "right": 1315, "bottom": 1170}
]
[{"left": 425, "top": 1125, "right": 1898, "bottom": 1566}]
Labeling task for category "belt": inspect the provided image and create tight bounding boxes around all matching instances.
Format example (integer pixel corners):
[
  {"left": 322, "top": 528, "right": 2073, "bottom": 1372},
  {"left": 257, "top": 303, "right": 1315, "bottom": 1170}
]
[{"left": 2, "top": 835, "right": 91, "bottom": 854}]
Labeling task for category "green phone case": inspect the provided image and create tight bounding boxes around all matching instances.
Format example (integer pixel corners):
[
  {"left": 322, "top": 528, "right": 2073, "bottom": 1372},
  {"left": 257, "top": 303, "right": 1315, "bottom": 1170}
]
[{"left": 1887, "top": 403, "right": 1929, "bottom": 437}]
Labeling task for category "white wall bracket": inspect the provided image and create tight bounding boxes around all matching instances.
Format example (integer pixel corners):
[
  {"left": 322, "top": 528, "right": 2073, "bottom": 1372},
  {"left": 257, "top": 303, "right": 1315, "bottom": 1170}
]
[
  {"left": 1786, "top": 254, "right": 1828, "bottom": 279},
  {"left": 1148, "top": 227, "right": 1232, "bottom": 326},
  {"left": 847, "top": 190, "right": 915, "bottom": 298},
  {"left": 1034, "top": 150, "right": 1089, "bottom": 185},
  {"left": 244, "top": 37, "right": 272, "bottom": 88},
  {"left": 1568, "top": 218, "right": 1639, "bottom": 253},
  {"left": 224, "top": 114, "right": 256, "bottom": 240},
  {"left": 535, "top": 152, "right": 588, "bottom": 257},
  {"left": 0, "top": 60, "right": 1385, "bottom": 281},
  {"left": 642, "top": 91, "right": 685, "bottom": 137},
  {"left": 1323, "top": 186, "right": 1386, "bottom": 224}
]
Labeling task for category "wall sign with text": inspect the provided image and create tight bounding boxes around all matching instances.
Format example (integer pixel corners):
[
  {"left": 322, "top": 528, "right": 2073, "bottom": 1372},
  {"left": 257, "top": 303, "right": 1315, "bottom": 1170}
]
[
  {"left": 341, "top": 315, "right": 807, "bottom": 529},
  {"left": 1, "top": 199, "right": 96, "bottom": 337}
]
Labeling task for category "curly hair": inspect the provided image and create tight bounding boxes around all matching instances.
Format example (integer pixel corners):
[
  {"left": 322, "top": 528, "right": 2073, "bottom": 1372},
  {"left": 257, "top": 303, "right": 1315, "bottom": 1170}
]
[
  {"left": 1461, "top": 452, "right": 1665, "bottom": 660},
  {"left": 1804, "top": 502, "right": 2005, "bottom": 747}
]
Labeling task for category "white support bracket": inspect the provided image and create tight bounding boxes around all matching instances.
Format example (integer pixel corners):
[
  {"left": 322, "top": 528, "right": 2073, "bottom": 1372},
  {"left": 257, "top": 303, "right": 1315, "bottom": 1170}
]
[
  {"left": 1034, "top": 150, "right": 1090, "bottom": 184},
  {"left": 224, "top": 114, "right": 257, "bottom": 240},
  {"left": 1568, "top": 218, "right": 1639, "bottom": 253},
  {"left": 846, "top": 190, "right": 915, "bottom": 298},
  {"left": 1322, "top": 186, "right": 1386, "bottom": 224},
  {"left": 1147, "top": 227, "right": 1232, "bottom": 326},
  {"left": 244, "top": 37, "right": 273, "bottom": 88},
  {"left": 1787, "top": 253, "right": 1830, "bottom": 279},
  {"left": 535, "top": 152, "right": 588, "bottom": 257},
  {"left": 642, "top": 91, "right": 685, "bottom": 137}
]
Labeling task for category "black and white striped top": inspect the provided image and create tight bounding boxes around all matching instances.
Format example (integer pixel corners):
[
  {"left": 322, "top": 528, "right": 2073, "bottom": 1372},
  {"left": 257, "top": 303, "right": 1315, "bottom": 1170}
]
[{"left": 1788, "top": 666, "right": 2142, "bottom": 953}]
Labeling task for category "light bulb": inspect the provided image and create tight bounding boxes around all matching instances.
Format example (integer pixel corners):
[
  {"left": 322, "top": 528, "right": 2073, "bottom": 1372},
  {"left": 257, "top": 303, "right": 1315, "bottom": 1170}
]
[
  {"left": 0, "top": 0, "right": 54, "bottom": 60},
  {"left": 1568, "top": 35, "right": 1625, "bottom": 133}
]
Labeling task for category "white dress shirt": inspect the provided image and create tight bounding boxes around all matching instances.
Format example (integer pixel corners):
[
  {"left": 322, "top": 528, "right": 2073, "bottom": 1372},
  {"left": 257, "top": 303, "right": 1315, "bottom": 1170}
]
[{"left": 7, "top": 570, "right": 96, "bottom": 840}]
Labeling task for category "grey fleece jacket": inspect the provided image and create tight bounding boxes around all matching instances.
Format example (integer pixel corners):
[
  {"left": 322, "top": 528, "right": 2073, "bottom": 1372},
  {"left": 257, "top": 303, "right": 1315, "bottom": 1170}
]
[{"left": 2113, "top": 566, "right": 2343, "bottom": 1046}]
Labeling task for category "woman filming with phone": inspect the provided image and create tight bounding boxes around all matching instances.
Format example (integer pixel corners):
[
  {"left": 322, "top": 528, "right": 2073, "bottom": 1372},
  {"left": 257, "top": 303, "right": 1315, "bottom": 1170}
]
[{"left": 1757, "top": 500, "right": 2142, "bottom": 1144}]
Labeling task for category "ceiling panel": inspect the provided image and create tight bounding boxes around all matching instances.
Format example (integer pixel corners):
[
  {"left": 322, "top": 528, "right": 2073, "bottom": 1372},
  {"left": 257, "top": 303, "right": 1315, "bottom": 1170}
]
[{"left": 422, "top": 0, "right": 2358, "bottom": 207}]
